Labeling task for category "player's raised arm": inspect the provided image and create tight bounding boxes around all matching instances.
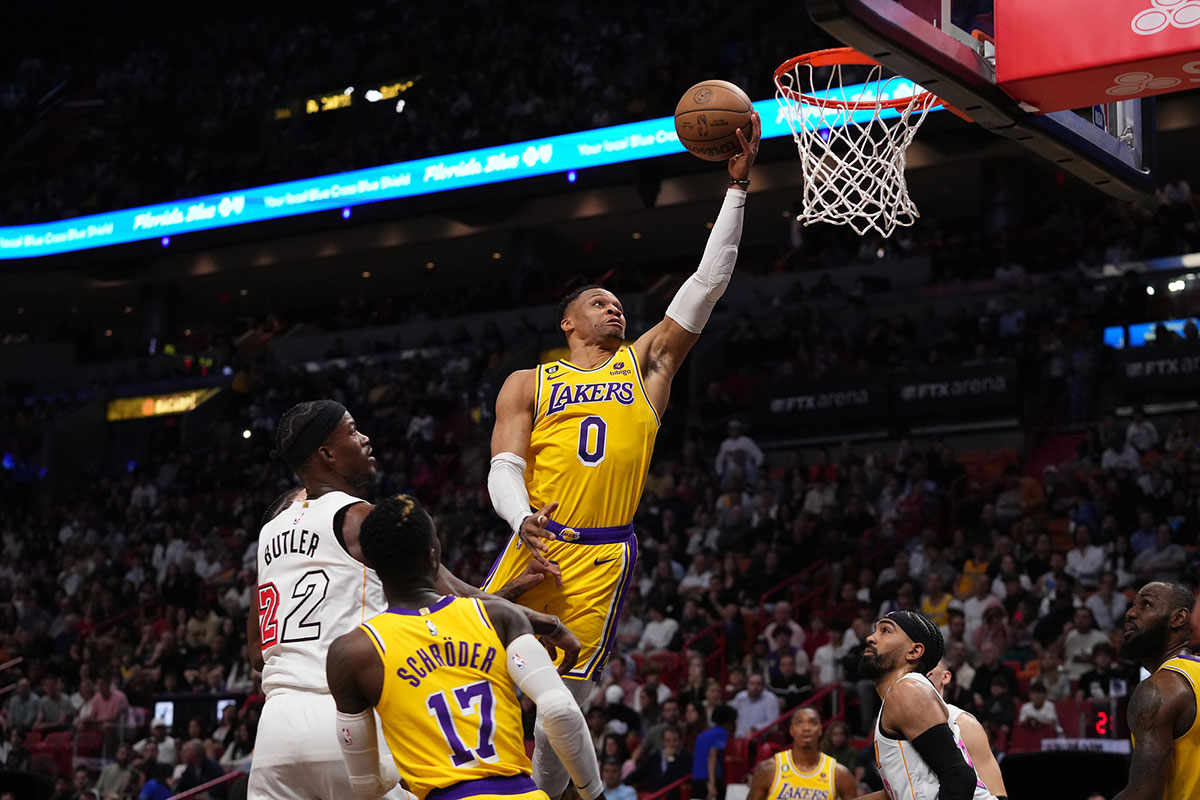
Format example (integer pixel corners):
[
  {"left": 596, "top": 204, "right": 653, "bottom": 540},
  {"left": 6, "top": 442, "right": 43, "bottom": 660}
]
[
  {"left": 326, "top": 630, "right": 400, "bottom": 800},
  {"left": 884, "top": 680, "right": 977, "bottom": 800},
  {"left": 634, "top": 112, "right": 760, "bottom": 402},
  {"left": 1112, "top": 672, "right": 1191, "bottom": 800},
  {"left": 483, "top": 596, "right": 603, "bottom": 800}
]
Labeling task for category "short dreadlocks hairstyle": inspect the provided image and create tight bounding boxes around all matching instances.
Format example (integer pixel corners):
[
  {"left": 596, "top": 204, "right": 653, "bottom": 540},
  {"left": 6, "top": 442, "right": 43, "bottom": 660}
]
[
  {"left": 555, "top": 284, "right": 603, "bottom": 342},
  {"left": 359, "top": 494, "right": 437, "bottom": 586}
]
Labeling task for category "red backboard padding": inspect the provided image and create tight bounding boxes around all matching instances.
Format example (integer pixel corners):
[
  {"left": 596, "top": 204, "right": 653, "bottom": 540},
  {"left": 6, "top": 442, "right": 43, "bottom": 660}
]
[{"left": 996, "top": 0, "right": 1200, "bottom": 112}]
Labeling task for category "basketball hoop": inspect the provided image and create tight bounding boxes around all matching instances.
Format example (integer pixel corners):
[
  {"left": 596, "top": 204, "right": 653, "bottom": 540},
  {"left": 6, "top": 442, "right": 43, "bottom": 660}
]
[{"left": 774, "top": 47, "right": 939, "bottom": 238}]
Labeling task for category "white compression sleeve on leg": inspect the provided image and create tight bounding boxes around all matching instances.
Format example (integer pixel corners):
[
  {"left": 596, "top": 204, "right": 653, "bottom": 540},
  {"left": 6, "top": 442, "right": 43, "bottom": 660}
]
[
  {"left": 506, "top": 634, "right": 603, "bottom": 800},
  {"left": 665, "top": 187, "right": 746, "bottom": 334},
  {"left": 335, "top": 709, "right": 401, "bottom": 800},
  {"left": 488, "top": 452, "right": 532, "bottom": 533}
]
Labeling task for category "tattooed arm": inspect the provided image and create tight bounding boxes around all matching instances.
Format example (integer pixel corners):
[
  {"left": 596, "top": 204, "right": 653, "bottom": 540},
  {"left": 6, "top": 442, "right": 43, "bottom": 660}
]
[{"left": 1112, "top": 670, "right": 1194, "bottom": 800}]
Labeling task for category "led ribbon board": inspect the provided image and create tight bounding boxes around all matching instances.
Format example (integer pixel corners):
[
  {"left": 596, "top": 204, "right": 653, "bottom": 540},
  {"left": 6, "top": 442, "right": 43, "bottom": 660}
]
[
  {"left": 1, "top": 82, "right": 933, "bottom": 260},
  {"left": 107, "top": 387, "right": 222, "bottom": 422}
]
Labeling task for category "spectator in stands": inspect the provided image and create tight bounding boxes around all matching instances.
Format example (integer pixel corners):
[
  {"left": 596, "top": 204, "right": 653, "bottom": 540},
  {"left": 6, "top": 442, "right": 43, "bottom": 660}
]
[
  {"left": 1065, "top": 524, "right": 1106, "bottom": 589},
  {"left": 961, "top": 573, "right": 998, "bottom": 642},
  {"left": 603, "top": 686, "right": 642, "bottom": 737},
  {"left": 69, "top": 766, "right": 100, "bottom": 800},
  {"left": 4, "top": 677, "right": 39, "bottom": 730},
  {"left": 173, "top": 739, "right": 226, "bottom": 799},
  {"left": 633, "top": 663, "right": 673, "bottom": 714},
  {"left": 637, "top": 699, "right": 682, "bottom": 760},
  {"left": 130, "top": 762, "right": 171, "bottom": 800},
  {"left": 1085, "top": 571, "right": 1128, "bottom": 632},
  {"left": 763, "top": 601, "right": 805, "bottom": 653},
  {"left": 1060, "top": 607, "right": 1110, "bottom": 682},
  {"left": 638, "top": 602, "right": 680, "bottom": 654},
  {"left": 33, "top": 676, "right": 72, "bottom": 733},
  {"left": 1129, "top": 509, "right": 1159, "bottom": 556},
  {"left": 82, "top": 674, "right": 128, "bottom": 738},
  {"left": 715, "top": 419, "right": 763, "bottom": 487},
  {"left": 593, "top": 658, "right": 639, "bottom": 709},
  {"left": 601, "top": 759, "right": 637, "bottom": 800},
  {"left": 47, "top": 776, "right": 73, "bottom": 800},
  {"left": 811, "top": 627, "right": 851, "bottom": 688},
  {"left": 95, "top": 743, "right": 133, "bottom": 800},
  {"left": 626, "top": 726, "right": 690, "bottom": 800},
  {"left": 946, "top": 641, "right": 976, "bottom": 700},
  {"left": 820, "top": 720, "right": 857, "bottom": 769},
  {"left": 743, "top": 636, "right": 772, "bottom": 683},
  {"left": 676, "top": 657, "right": 707, "bottom": 710},
  {"left": 1033, "top": 577, "right": 1078, "bottom": 650},
  {"left": 218, "top": 721, "right": 255, "bottom": 772},
  {"left": 972, "top": 605, "right": 1012, "bottom": 657},
  {"left": 132, "top": 719, "right": 177, "bottom": 769},
  {"left": 1103, "top": 534, "right": 1138, "bottom": 590},
  {"left": 768, "top": 653, "right": 813, "bottom": 710},
  {"left": 766, "top": 627, "right": 808, "bottom": 677},
  {"left": 691, "top": 705, "right": 736, "bottom": 800},
  {"left": 1100, "top": 436, "right": 1139, "bottom": 470},
  {"left": 978, "top": 675, "right": 1016, "bottom": 744},
  {"left": 600, "top": 734, "right": 635, "bottom": 778},
  {"left": 0, "top": 726, "right": 31, "bottom": 772},
  {"left": 1132, "top": 523, "right": 1187, "bottom": 582},
  {"left": 1125, "top": 407, "right": 1159, "bottom": 453},
  {"left": 970, "top": 642, "right": 1017, "bottom": 706},
  {"left": 1075, "top": 644, "right": 1128, "bottom": 705},
  {"left": 730, "top": 672, "right": 781, "bottom": 738},
  {"left": 1017, "top": 681, "right": 1062, "bottom": 735},
  {"left": 956, "top": 539, "right": 991, "bottom": 599},
  {"left": 919, "top": 572, "right": 955, "bottom": 628}
]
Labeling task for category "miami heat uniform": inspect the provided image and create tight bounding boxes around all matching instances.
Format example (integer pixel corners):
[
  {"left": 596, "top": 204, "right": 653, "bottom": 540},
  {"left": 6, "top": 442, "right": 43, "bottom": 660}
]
[
  {"left": 482, "top": 345, "right": 659, "bottom": 680},
  {"left": 873, "top": 674, "right": 995, "bottom": 800},
  {"left": 1143, "top": 653, "right": 1200, "bottom": 799},
  {"left": 360, "top": 596, "right": 549, "bottom": 800},
  {"left": 250, "top": 490, "right": 406, "bottom": 800},
  {"left": 767, "top": 750, "right": 839, "bottom": 800}
]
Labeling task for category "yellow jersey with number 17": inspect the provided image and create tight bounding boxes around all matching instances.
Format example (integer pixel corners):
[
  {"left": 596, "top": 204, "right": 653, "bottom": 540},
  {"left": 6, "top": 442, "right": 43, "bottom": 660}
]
[
  {"left": 359, "top": 596, "right": 542, "bottom": 800},
  {"left": 1157, "top": 653, "right": 1200, "bottom": 800},
  {"left": 525, "top": 345, "right": 660, "bottom": 529}
]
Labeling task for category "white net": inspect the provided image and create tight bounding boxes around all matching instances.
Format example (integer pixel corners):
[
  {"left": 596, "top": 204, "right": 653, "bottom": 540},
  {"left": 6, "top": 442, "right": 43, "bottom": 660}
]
[{"left": 774, "top": 54, "right": 938, "bottom": 238}]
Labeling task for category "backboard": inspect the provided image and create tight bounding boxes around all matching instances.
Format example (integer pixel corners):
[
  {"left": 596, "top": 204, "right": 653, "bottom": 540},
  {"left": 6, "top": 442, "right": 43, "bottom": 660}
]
[{"left": 805, "top": 0, "right": 1159, "bottom": 198}]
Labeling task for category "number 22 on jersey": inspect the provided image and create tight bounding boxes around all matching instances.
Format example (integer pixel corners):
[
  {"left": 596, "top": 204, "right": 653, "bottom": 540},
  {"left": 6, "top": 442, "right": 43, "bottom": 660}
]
[{"left": 258, "top": 569, "right": 330, "bottom": 648}]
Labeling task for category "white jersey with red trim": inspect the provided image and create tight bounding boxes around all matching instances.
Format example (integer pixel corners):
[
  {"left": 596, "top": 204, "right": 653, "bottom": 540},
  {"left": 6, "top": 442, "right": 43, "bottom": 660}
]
[
  {"left": 255, "top": 490, "right": 386, "bottom": 696},
  {"left": 873, "top": 673, "right": 995, "bottom": 800}
]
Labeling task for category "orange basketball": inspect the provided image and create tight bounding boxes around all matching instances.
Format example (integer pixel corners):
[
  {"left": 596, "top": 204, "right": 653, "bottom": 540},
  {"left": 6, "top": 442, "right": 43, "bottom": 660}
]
[{"left": 674, "top": 80, "right": 754, "bottom": 162}]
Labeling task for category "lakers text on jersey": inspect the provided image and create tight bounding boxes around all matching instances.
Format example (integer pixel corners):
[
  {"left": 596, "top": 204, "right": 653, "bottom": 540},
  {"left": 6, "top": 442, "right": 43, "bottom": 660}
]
[
  {"left": 769, "top": 751, "right": 837, "bottom": 800},
  {"left": 362, "top": 596, "right": 541, "bottom": 800}
]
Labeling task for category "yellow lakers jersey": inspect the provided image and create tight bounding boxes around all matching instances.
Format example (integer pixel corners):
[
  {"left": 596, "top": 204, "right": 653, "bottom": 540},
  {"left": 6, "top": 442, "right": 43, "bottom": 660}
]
[
  {"left": 360, "top": 596, "right": 531, "bottom": 800},
  {"left": 1157, "top": 653, "right": 1200, "bottom": 800},
  {"left": 769, "top": 750, "right": 838, "bottom": 800},
  {"left": 526, "top": 346, "right": 659, "bottom": 528}
]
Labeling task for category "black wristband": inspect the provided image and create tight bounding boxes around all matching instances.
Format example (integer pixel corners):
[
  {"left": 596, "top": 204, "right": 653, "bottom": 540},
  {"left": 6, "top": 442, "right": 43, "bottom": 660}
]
[{"left": 729, "top": 178, "right": 750, "bottom": 187}]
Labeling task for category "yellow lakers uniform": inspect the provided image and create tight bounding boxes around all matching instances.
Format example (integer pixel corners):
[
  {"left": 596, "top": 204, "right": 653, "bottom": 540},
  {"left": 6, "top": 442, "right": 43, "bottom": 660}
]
[
  {"left": 1153, "top": 653, "right": 1200, "bottom": 800},
  {"left": 482, "top": 345, "right": 659, "bottom": 680},
  {"left": 920, "top": 593, "right": 952, "bottom": 628},
  {"left": 360, "top": 596, "right": 548, "bottom": 800},
  {"left": 768, "top": 750, "right": 838, "bottom": 800}
]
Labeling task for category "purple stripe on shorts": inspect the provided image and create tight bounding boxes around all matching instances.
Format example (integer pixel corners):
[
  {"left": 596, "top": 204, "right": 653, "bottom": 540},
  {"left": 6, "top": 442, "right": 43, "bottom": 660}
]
[
  {"left": 426, "top": 774, "right": 538, "bottom": 800},
  {"left": 588, "top": 531, "right": 639, "bottom": 679}
]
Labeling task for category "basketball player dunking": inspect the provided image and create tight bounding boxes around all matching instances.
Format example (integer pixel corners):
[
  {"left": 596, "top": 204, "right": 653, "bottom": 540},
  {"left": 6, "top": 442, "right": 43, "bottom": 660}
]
[
  {"left": 326, "top": 495, "right": 602, "bottom": 800},
  {"left": 926, "top": 658, "right": 1007, "bottom": 799},
  {"left": 484, "top": 113, "right": 760, "bottom": 800},
  {"left": 1112, "top": 581, "right": 1199, "bottom": 800},
  {"left": 858, "top": 611, "right": 997, "bottom": 800},
  {"left": 248, "top": 401, "right": 578, "bottom": 800},
  {"left": 745, "top": 707, "right": 857, "bottom": 800}
]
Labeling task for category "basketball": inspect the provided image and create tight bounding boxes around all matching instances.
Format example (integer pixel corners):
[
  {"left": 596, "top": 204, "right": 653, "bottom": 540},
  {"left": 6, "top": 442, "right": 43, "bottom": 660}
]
[{"left": 674, "top": 80, "right": 754, "bottom": 161}]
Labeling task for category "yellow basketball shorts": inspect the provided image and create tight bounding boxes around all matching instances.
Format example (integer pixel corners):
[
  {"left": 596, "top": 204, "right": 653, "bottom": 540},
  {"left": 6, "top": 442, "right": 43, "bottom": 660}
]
[{"left": 481, "top": 522, "right": 637, "bottom": 681}]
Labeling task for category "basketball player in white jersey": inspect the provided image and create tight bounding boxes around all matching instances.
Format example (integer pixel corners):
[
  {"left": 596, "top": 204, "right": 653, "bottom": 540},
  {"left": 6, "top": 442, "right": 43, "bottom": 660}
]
[
  {"left": 926, "top": 659, "right": 1008, "bottom": 799},
  {"left": 857, "top": 610, "right": 996, "bottom": 800},
  {"left": 248, "top": 400, "right": 579, "bottom": 800}
]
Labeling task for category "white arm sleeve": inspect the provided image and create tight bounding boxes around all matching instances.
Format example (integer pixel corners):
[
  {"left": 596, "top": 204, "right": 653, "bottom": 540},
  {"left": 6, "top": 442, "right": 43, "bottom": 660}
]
[
  {"left": 335, "top": 709, "right": 401, "bottom": 800},
  {"left": 489, "top": 452, "right": 532, "bottom": 533},
  {"left": 506, "top": 634, "right": 603, "bottom": 800},
  {"left": 665, "top": 188, "right": 746, "bottom": 333}
]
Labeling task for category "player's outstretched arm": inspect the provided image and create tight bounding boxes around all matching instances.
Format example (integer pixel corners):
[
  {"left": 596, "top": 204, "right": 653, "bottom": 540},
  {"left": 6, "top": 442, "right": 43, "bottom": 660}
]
[
  {"left": 483, "top": 597, "right": 603, "bottom": 800},
  {"left": 954, "top": 711, "right": 1006, "bottom": 799},
  {"left": 437, "top": 564, "right": 580, "bottom": 674},
  {"left": 1112, "top": 672, "right": 1191, "bottom": 800},
  {"left": 744, "top": 757, "right": 776, "bottom": 800},
  {"left": 633, "top": 113, "right": 760, "bottom": 407},
  {"left": 885, "top": 680, "right": 976, "bottom": 800},
  {"left": 326, "top": 629, "right": 400, "bottom": 800},
  {"left": 490, "top": 368, "right": 561, "bottom": 573},
  {"left": 833, "top": 763, "right": 857, "bottom": 800}
]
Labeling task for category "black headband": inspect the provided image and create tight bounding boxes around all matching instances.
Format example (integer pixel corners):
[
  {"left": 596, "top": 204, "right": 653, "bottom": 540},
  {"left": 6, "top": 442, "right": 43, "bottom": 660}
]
[
  {"left": 274, "top": 401, "right": 346, "bottom": 469},
  {"left": 883, "top": 610, "right": 941, "bottom": 670}
]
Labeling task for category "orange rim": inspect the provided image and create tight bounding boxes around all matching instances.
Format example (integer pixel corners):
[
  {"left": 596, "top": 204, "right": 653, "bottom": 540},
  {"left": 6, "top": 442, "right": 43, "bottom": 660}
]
[{"left": 773, "top": 46, "right": 938, "bottom": 111}]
